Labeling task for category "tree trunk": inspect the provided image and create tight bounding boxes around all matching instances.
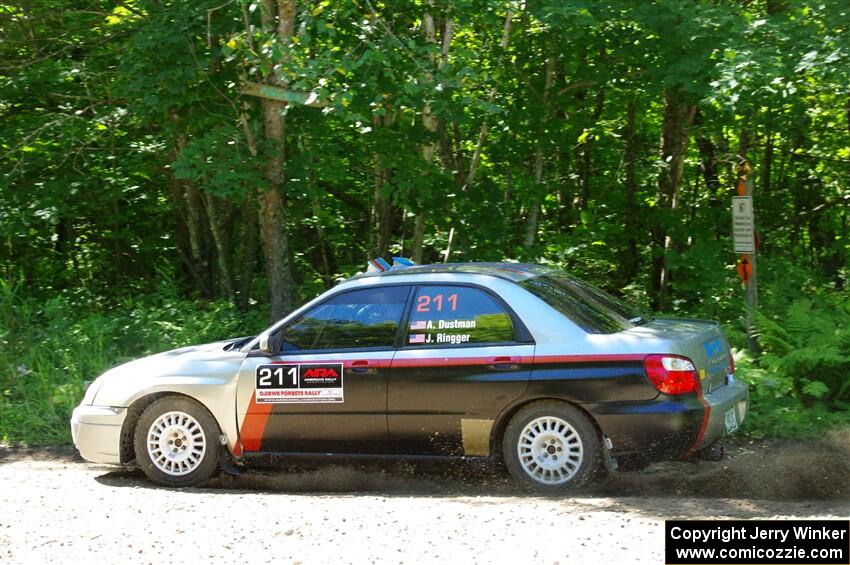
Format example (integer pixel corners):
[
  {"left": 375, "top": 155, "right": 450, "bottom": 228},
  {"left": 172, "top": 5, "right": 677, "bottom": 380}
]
[
  {"left": 311, "top": 198, "right": 333, "bottom": 288},
  {"left": 693, "top": 110, "right": 722, "bottom": 239},
  {"left": 412, "top": 215, "right": 426, "bottom": 263},
  {"left": 651, "top": 90, "right": 697, "bottom": 311},
  {"left": 167, "top": 126, "right": 206, "bottom": 290},
  {"left": 578, "top": 88, "right": 605, "bottom": 210},
  {"left": 201, "top": 192, "right": 235, "bottom": 300},
  {"left": 413, "top": 9, "right": 451, "bottom": 264},
  {"left": 522, "top": 54, "right": 556, "bottom": 253},
  {"left": 555, "top": 107, "right": 573, "bottom": 229},
  {"left": 371, "top": 113, "right": 395, "bottom": 260},
  {"left": 258, "top": 0, "right": 296, "bottom": 321},
  {"left": 462, "top": 9, "right": 513, "bottom": 191},
  {"left": 236, "top": 188, "right": 259, "bottom": 312},
  {"left": 259, "top": 101, "right": 294, "bottom": 320},
  {"left": 234, "top": 97, "right": 260, "bottom": 312},
  {"left": 623, "top": 100, "right": 639, "bottom": 282},
  {"left": 185, "top": 184, "right": 210, "bottom": 291},
  {"left": 694, "top": 112, "right": 720, "bottom": 194}
]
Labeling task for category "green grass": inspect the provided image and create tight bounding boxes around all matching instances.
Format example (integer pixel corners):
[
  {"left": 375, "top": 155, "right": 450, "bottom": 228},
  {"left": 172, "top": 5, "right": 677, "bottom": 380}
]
[{"left": 0, "top": 279, "right": 266, "bottom": 444}]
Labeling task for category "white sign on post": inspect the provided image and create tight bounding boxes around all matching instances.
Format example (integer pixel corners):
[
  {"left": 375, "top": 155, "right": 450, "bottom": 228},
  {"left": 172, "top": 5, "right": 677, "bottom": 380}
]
[{"left": 732, "top": 196, "right": 755, "bottom": 253}]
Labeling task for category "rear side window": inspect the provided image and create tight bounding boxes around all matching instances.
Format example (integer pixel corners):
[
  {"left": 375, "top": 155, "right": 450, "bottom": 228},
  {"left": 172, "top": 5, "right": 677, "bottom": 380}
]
[
  {"left": 520, "top": 275, "right": 645, "bottom": 334},
  {"left": 406, "top": 286, "right": 515, "bottom": 346},
  {"left": 283, "top": 286, "right": 410, "bottom": 351}
]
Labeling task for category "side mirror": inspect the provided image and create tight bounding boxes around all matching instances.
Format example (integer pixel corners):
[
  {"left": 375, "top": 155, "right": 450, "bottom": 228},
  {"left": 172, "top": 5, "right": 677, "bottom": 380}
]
[
  {"left": 258, "top": 331, "right": 282, "bottom": 356},
  {"left": 258, "top": 332, "right": 273, "bottom": 356}
]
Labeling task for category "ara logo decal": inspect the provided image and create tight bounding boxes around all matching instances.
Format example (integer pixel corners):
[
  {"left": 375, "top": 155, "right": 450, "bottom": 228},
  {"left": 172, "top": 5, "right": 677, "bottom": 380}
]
[{"left": 303, "top": 367, "right": 339, "bottom": 378}]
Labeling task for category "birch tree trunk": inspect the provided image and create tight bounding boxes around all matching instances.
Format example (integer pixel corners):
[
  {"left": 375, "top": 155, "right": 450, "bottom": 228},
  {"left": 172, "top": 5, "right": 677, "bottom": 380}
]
[{"left": 412, "top": 9, "right": 452, "bottom": 263}]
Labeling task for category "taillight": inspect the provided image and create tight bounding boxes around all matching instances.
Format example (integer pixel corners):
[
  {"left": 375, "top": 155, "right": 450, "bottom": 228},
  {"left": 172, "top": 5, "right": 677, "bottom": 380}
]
[
  {"left": 644, "top": 354, "right": 700, "bottom": 395},
  {"left": 728, "top": 347, "right": 735, "bottom": 375}
]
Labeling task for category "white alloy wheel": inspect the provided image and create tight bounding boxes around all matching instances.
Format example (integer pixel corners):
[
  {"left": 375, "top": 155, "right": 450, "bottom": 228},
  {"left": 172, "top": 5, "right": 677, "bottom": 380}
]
[
  {"left": 516, "top": 415, "right": 584, "bottom": 485},
  {"left": 146, "top": 411, "right": 207, "bottom": 476}
]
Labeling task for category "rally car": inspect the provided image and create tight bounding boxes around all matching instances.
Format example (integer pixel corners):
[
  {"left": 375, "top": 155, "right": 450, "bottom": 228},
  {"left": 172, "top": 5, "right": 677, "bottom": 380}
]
[{"left": 71, "top": 262, "right": 748, "bottom": 492}]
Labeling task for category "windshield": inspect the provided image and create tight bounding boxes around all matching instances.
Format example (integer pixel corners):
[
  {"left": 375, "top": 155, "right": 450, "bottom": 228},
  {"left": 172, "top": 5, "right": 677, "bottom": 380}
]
[{"left": 520, "top": 273, "right": 649, "bottom": 334}]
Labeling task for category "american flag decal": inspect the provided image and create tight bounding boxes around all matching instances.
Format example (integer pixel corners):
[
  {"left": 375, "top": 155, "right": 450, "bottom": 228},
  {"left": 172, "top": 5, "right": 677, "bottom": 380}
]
[
  {"left": 409, "top": 320, "right": 427, "bottom": 330},
  {"left": 408, "top": 333, "right": 426, "bottom": 344}
]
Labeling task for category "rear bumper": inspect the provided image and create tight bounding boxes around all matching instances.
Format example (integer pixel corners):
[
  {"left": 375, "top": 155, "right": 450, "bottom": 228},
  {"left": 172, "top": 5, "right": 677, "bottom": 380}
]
[
  {"left": 693, "top": 377, "right": 749, "bottom": 452},
  {"left": 586, "top": 378, "right": 749, "bottom": 461},
  {"left": 70, "top": 405, "right": 127, "bottom": 465}
]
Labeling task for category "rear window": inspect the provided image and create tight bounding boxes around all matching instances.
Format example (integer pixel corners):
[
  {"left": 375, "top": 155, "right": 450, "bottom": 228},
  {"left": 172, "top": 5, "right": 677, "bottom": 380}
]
[
  {"left": 405, "top": 286, "right": 515, "bottom": 346},
  {"left": 520, "top": 274, "right": 647, "bottom": 334}
]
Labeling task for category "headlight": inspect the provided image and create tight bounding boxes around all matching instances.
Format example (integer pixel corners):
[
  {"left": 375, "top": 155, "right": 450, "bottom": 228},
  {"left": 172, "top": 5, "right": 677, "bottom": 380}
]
[{"left": 82, "top": 377, "right": 104, "bottom": 406}]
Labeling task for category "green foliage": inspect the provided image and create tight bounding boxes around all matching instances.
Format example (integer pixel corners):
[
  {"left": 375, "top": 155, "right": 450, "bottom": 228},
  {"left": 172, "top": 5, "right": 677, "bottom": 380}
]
[
  {"left": 0, "top": 279, "right": 266, "bottom": 444},
  {"left": 736, "top": 351, "right": 850, "bottom": 439},
  {"left": 733, "top": 283, "right": 850, "bottom": 439},
  {"left": 758, "top": 294, "right": 850, "bottom": 404}
]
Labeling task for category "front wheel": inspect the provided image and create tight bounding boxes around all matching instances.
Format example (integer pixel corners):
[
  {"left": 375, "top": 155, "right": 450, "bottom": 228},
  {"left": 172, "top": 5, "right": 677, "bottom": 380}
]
[
  {"left": 502, "top": 401, "right": 602, "bottom": 493},
  {"left": 134, "top": 396, "right": 220, "bottom": 487}
]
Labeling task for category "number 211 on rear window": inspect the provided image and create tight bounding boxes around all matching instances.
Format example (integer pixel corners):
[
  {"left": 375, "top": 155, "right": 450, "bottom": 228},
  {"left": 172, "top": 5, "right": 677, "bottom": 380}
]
[{"left": 416, "top": 293, "right": 458, "bottom": 312}]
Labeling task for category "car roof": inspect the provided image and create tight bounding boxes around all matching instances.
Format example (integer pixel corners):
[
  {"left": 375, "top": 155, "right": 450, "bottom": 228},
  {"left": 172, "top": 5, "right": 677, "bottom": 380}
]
[{"left": 349, "top": 262, "right": 554, "bottom": 283}]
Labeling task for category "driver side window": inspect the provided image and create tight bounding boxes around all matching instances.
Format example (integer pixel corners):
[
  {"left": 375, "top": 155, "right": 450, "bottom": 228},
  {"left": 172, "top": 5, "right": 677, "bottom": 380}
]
[{"left": 282, "top": 286, "right": 411, "bottom": 352}]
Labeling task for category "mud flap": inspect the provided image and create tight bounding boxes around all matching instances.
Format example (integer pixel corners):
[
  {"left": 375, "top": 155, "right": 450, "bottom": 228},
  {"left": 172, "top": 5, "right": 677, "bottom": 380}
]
[
  {"left": 601, "top": 435, "right": 617, "bottom": 477},
  {"left": 219, "top": 436, "right": 246, "bottom": 476}
]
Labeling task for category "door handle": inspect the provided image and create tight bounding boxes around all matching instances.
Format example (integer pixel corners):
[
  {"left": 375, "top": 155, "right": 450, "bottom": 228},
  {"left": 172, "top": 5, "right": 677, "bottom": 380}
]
[
  {"left": 487, "top": 356, "right": 521, "bottom": 371},
  {"left": 350, "top": 359, "right": 375, "bottom": 374}
]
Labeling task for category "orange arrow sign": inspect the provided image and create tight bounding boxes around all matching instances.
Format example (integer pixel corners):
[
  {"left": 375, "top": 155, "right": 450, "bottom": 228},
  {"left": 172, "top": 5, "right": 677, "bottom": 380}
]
[{"left": 737, "top": 256, "right": 753, "bottom": 285}]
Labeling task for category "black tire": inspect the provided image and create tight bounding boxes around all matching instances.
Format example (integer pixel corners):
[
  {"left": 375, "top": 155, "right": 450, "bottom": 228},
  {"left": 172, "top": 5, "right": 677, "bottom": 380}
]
[
  {"left": 502, "top": 401, "right": 603, "bottom": 494},
  {"left": 134, "top": 396, "right": 220, "bottom": 487}
]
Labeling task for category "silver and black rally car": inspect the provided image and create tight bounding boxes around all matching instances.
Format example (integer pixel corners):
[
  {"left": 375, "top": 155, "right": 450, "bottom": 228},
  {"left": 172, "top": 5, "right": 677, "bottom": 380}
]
[{"left": 71, "top": 262, "right": 749, "bottom": 492}]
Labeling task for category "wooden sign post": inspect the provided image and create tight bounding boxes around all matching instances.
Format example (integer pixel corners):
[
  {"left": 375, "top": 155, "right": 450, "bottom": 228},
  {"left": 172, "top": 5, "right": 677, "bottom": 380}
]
[{"left": 733, "top": 163, "right": 759, "bottom": 355}]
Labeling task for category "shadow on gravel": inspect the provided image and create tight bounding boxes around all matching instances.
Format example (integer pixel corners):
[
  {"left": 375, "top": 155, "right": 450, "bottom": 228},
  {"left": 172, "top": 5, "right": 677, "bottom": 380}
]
[
  {"left": 96, "top": 459, "right": 521, "bottom": 496},
  {"left": 93, "top": 430, "right": 850, "bottom": 506},
  {"left": 0, "top": 445, "right": 81, "bottom": 464}
]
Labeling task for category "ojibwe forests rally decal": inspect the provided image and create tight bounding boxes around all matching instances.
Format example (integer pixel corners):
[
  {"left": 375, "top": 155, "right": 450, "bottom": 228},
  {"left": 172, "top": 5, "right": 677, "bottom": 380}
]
[{"left": 255, "top": 363, "right": 343, "bottom": 404}]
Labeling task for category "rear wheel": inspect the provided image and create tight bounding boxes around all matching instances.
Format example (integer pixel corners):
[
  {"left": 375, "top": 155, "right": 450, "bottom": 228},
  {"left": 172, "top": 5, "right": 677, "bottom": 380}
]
[
  {"left": 134, "top": 396, "right": 220, "bottom": 487},
  {"left": 502, "top": 401, "right": 602, "bottom": 493}
]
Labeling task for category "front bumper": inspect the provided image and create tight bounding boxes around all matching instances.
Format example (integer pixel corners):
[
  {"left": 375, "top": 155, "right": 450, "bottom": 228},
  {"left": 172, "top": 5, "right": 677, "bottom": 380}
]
[
  {"left": 70, "top": 405, "right": 127, "bottom": 465},
  {"left": 694, "top": 377, "right": 749, "bottom": 451}
]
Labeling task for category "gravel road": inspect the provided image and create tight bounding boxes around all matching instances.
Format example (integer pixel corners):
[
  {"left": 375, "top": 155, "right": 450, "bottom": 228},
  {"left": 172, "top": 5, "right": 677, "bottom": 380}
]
[{"left": 1, "top": 434, "right": 847, "bottom": 565}]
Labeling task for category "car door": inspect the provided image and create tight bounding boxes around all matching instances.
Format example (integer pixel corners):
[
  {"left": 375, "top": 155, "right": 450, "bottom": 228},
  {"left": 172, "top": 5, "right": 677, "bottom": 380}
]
[
  {"left": 235, "top": 285, "right": 412, "bottom": 454},
  {"left": 388, "top": 284, "right": 535, "bottom": 457}
]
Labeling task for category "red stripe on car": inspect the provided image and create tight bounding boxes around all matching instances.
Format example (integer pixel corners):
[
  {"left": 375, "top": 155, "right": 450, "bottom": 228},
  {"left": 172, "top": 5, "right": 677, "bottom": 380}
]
[
  {"left": 683, "top": 386, "right": 711, "bottom": 459},
  {"left": 261, "top": 353, "right": 645, "bottom": 369},
  {"left": 269, "top": 359, "right": 393, "bottom": 369},
  {"left": 534, "top": 354, "right": 646, "bottom": 364},
  {"left": 391, "top": 356, "right": 533, "bottom": 368},
  {"left": 235, "top": 395, "right": 273, "bottom": 455}
]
